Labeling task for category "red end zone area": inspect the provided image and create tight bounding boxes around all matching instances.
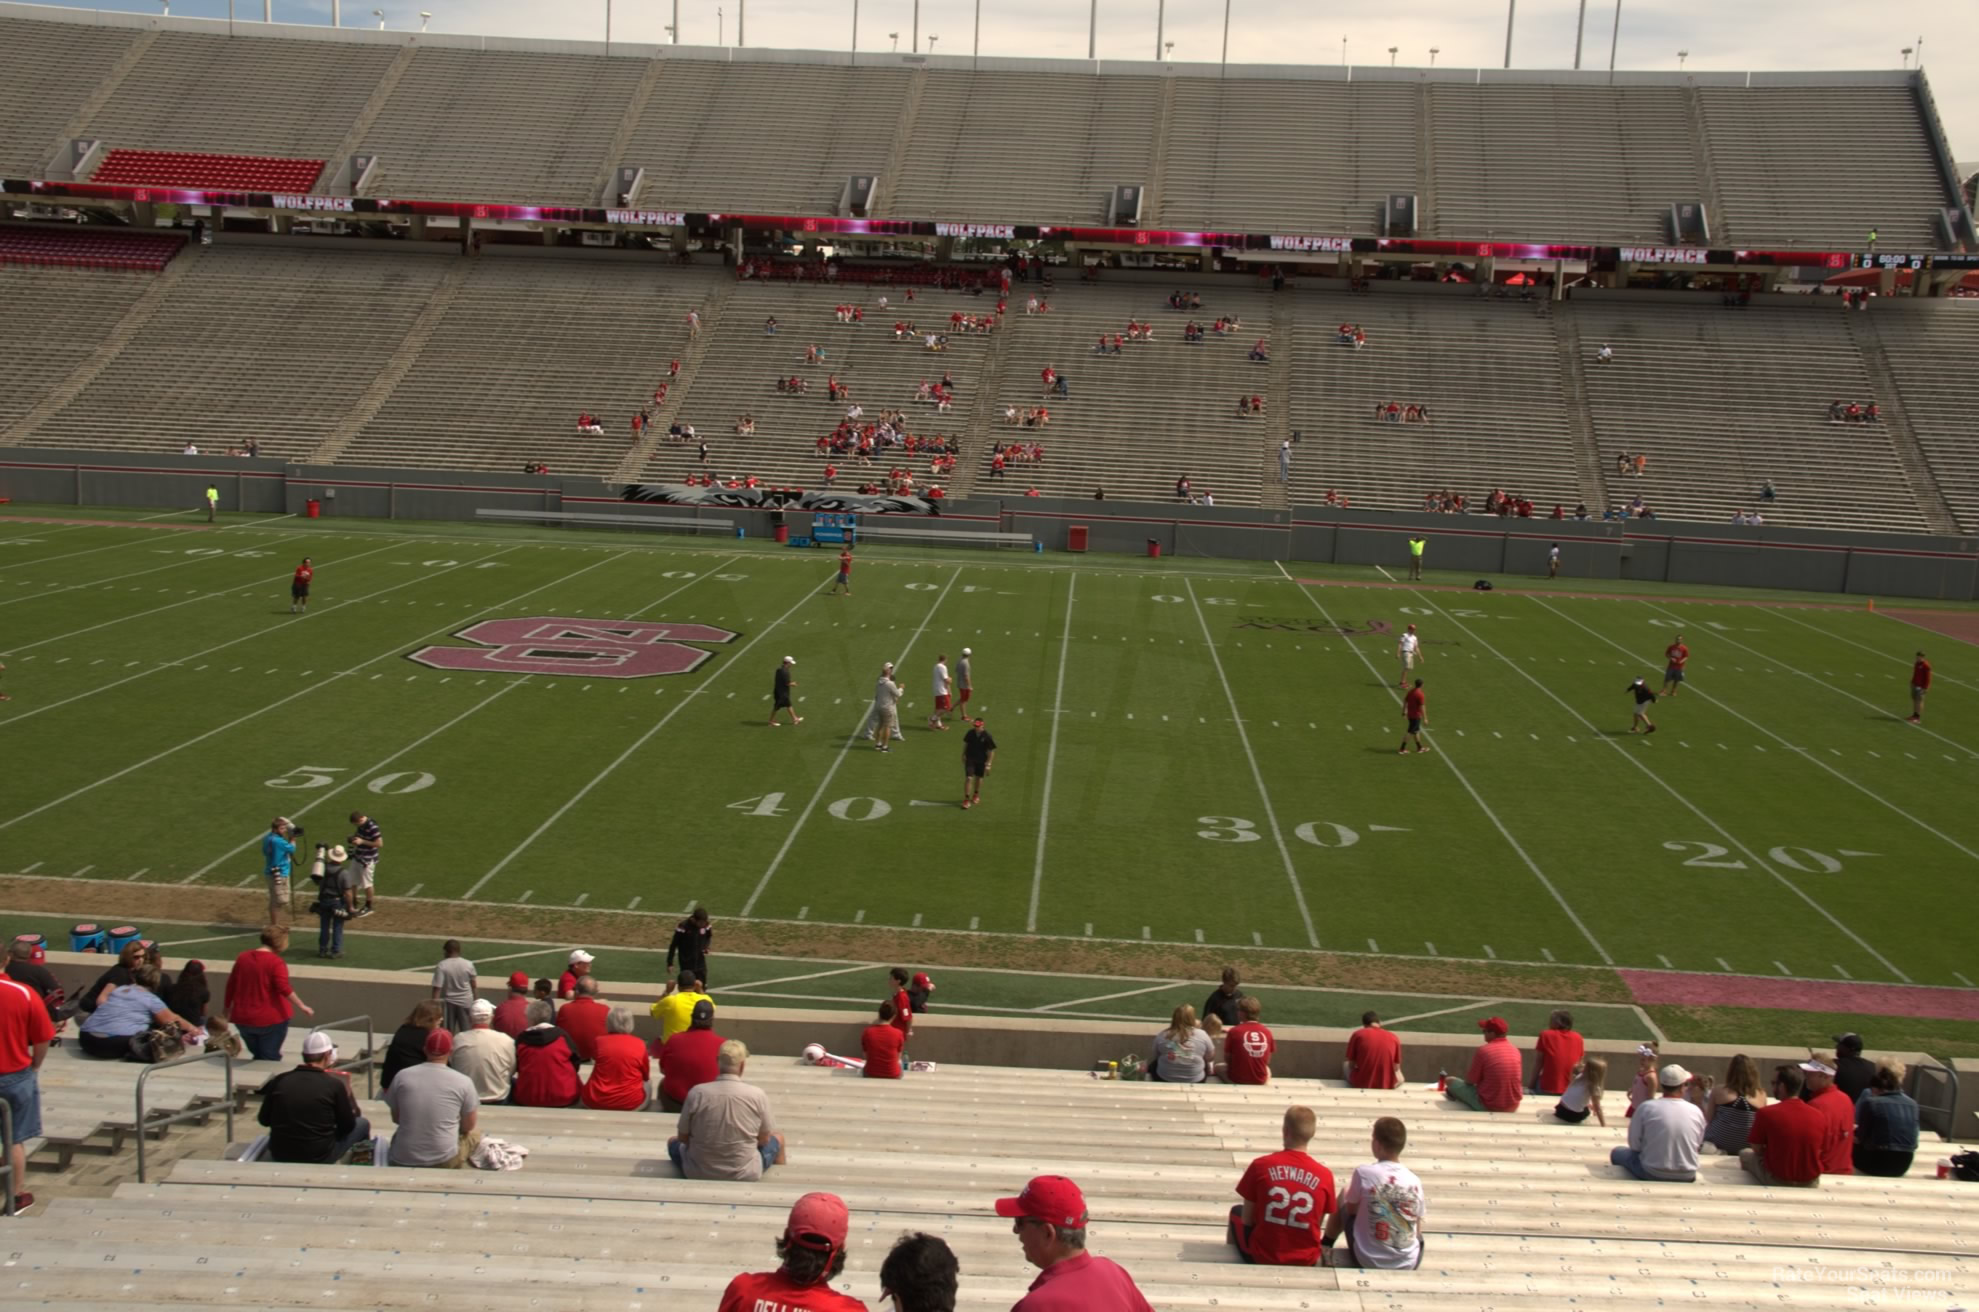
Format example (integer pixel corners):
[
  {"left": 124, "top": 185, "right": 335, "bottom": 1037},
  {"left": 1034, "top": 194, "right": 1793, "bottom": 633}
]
[
  {"left": 1883, "top": 608, "right": 1979, "bottom": 649},
  {"left": 1621, "top": 969, "right": 1979, "bottom": 1022}
]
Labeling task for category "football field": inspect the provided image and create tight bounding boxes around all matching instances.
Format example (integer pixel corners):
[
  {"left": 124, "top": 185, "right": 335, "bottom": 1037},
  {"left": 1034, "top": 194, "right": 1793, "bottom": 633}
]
[{"left": 1, "top": 507, "right": 1974, "bottom": 1000}]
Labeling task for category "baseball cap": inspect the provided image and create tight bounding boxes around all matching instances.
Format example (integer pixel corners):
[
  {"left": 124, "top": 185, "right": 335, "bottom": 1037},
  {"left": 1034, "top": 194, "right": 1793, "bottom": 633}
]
[
  {"left": 1658, "top": 1063, "right": 1692, "bottom": 1086},
  {"left": 1799, "top": 1058, "right": 1836, "bottom": 1076},
  {"left": 912, "top": 972, "right": 933, "bottom": 991},
  {"left": 1477, "top": 1016, "right": 1509, "bottom": 1036},
  {"left": 1833, "top": 1032, "right": 1864, "bottom": 1053},
  {"left": 469, "top": 999, "right": 495, "bottom": 1021},
  {"left": 508, "top": 970, "right": 531, "bottom": 992},
  {"left": 690, "top": 998, "right": 716, "bottom": 1027},
  {"left": 995, "top": 1176, "right": 1088, "bottom": 1229},
  {"left": 423, "top": 1028, "right": 454, "bottom": 1058},
  {"left": 972, "top": 718, "right": 984, "bottom": 727},
  {"left": 327, "top": 844, "right": 348, "bottom": 863},
  {"left": 301, "top": 1031, "right": 337, "bottom": 1058},
  {"left": 568, "top": 949, "right": 595, "bottom": 965},
  {"left": 961, "top": 647, "right": 971, "bottom": 656},
  {"left": 783, "top": 655, "right": 796, "bottom": 665},
  {"left": 783, "top": 1192, "right": 850, "bottom": 1255}
]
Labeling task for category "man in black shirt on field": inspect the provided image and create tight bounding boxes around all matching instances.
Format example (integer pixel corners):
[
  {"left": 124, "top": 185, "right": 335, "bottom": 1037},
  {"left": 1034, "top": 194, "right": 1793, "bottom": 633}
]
[
  {"left": 259, "top": 1031, "right": 370, "bottom": 1163},
  {"left": 669, "top": 905, "right": 713, "bottom": 989},
  {"left": 1626, "top": 679, "right": 1658, "bottom": 734},
  {"left": 769, "top": 655, "right": 803, "bottom": 727},
  {"left": 961, "top": 717, "right": 996, "bottom": 810}
]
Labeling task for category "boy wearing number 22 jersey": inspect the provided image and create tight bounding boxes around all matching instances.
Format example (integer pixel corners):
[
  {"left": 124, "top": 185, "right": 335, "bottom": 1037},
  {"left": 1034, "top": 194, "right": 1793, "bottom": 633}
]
[{"left": 1228, "top": 1106, "right": 1335, "bottom": 1265}]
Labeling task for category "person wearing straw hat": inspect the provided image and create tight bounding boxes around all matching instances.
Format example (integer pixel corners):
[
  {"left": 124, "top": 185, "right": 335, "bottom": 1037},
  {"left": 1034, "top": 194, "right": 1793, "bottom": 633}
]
[{"left": 309, "top": 844, "right": 354, "bottom": 959}]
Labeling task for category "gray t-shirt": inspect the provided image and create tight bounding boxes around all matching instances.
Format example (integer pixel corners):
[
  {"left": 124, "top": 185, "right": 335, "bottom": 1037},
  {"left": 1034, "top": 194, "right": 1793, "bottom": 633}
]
[
  {"left": 1151, "top": 1028, "right": 1215, "bottom": 1082},
  {"left": 431, "top": 957, "right": 477, "bottom": 1007},
  {"left": 956, "top": 655, "right": 971, "bottom": 689},
  {"left": 384, "top": 1061, "right": 479, "bottom": 1166},
  {"left": 677, "top": 1074, "right": 777, "bottom": 1181}
]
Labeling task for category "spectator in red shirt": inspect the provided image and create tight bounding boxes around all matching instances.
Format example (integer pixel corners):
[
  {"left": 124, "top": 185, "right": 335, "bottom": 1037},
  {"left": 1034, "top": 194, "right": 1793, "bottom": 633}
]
[
  {"left": 225, "top": 925, "right": 314, "bottom": 1063},
  {"left": 491, "top": 971, "right": 532, "bottom": 1039},
  {"left": 0, "top": 971, "right": 55, "bottom": 1210},
  {"left": 557, "top": 949, "right": 594, "bottom": 1000},
  {"left": 512, "top": 1000, "right": 582, "bottom": 1108},
  {"left": 1343, "top": 1011, "right": 1402, "bottom": 1090},
  {"left": 1909, "top": 651, "right": 1930, "bottom": 723},
  {"left": 1224, "top": 996, "right": 1275, "bottom": 1085},
  {"left": 1399, "top": 680, "right": 1428, "bottom": 755},
  {"left": 1798, "top": 1059, "right": 1854, "bottom": 1176},
  {"left": 1227, "top": 1105, "right": 1336, "bottom": 1266},
  {"left": 656, "top": 998, "right": 723, "bottom": 1112},
  {"left": 886, "top": 968, "right": 914, "bottom": 1044},
  {"left": 862, "top": 1001, "right": 906, "bottom": 1078},
  {"left": 995, "top": 1175, "right": 1154, "bottom": 1312},
  {"left": 1533, "top": 1009, "right": 1585, "bottom": 1096},
  {"left": 1740, "top": 1064, "right": 1825, "bottom": 1187},
  {"left": 1443, "top": 1017, "right": 1522, "bottom": 1112},
  {"left": 556, "top": 976, "right": 610, "bottom": 1063},
  {"left": 581, "top": 1008, "right": 650, "bottom": 1111},
  {"left": 717, "top": 1192, "right": 869, "bottom": 1312}
]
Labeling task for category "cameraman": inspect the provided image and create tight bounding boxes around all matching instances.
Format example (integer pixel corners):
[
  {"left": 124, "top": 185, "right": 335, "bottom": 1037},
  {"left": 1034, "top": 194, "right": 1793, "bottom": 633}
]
[
  {"left": 310, "top": 844, "right": 355, "bottom": 959},
  {"left": 347, "top": 811, "right": 382, "bottom": 917},
  {"left": 262, "top": 818, "right": 298, "bottom": 927}
]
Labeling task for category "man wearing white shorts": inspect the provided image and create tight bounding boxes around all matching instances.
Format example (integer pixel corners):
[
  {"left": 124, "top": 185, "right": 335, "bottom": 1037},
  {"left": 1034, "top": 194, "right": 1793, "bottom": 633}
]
[
  {"left": 348, "top": 810, "right": 382, "bottom": 916},
  {"left": 1397, "top": 624, "right": 1423, "bottom": 689},
  {"left": 928, "top": 654, "right": 952, "bottom": 731},
  {"left": 869, "top": 663, "right": 904, "bottom": 753}
]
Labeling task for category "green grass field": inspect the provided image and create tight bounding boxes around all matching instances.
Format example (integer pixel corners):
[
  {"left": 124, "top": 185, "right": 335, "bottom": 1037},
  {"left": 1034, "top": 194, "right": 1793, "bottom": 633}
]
[{"left": 1, "top": 506, "right": 1974, "bottom": 1011}]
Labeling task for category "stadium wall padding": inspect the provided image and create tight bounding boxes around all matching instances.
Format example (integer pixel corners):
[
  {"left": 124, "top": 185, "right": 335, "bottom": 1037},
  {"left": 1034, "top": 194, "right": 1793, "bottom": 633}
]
[{"left": 5, "top": 450, "right": 1976, "bottom": 600}]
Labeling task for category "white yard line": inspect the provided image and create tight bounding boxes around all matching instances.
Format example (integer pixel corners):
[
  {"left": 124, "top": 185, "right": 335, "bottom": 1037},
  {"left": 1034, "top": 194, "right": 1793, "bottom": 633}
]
[
  {"left": 1185, "top": 577, "right": 1319, "bottom": 948},
  {"left": 739, "top": 567, "right": 965, "bottom": 917},
  {"left": 0, "top": 544, "right": 617, "bottom": 832},
  {"left": 1374, "top": 564, "right": 1397, "bottom": 582},
  {"left": 1528, "top": 595, "right": 1920, "bottom": 980},
  {"left": 1293, "top": 585, "right": 1614, "bottom": 965},
  {"left": 1, "top": 538, "right": 405, "bottom": 657},
  {"left": 720, "top": 964, "right": 875, "bottom": 992},
  {"left": 1027, "top": 572, "right": 1077, "bottom": 932},
  {"left": 401, "top": 946, "right": 570, "bottom": 973},
  {"left": 1034, "top": 981, "right": 1186, "bottom": 1013},
  {"left": 1664, "top": 602, "right": 1976, "bottom": 758},
  {"left": 1378, "top": 998, "right": 1499, "bottom": 1027},
  {"left": 473, "top": 564, "right": 846, "bottom": 901},
  {"left": 1768, "top": 606, "right": 1979, "bottom": 695}
]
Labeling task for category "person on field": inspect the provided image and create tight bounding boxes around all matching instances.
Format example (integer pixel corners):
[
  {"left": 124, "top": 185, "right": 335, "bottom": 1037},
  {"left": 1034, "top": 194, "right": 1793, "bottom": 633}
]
[
  {"left": 1660, "top": 634, "right": 1689, "bottom": 696},
  {"left": 1399, "top": 679, "right": 1429, "bottom": 754},
  {"left": 829, "top": 545, "right": 853, "bottom": 596},
  {"left": 1396, "top": 624, "right": 1422, "bottom": 688},
  {"left": 929, "top": 653, "right": 953, "bottom": 731},
  {"left": 1908, "top": 650, "right": 1930, "bottom": 723},
  {"left": 770, "top": 656, "right": 804, "bottom": 727},
  {"left": 1627, "top": 678, "right": 1658, "bottom": 734},
  {"left": 961, "top": 716, "right": 996, "bottom": 808},
  {"left": 668, "top": 906, "right": 714, "bottom": 988},
  {"left": 290, "top": 557, "right": 313, "bottom": 614},
  {"left": 865, "top": 662, "right": 904, "bottom": 750},
  {"left": 1406, "top": 536, "right": 1425, "bottom": 580}
]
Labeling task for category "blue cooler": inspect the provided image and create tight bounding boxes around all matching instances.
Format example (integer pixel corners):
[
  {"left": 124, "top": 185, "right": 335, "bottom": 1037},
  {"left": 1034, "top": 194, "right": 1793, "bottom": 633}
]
[
  {"left": 70, "top": 923, "right": 109, "bottom": 953},
  {"left": 107, "top": 925, "right": 142, "bottom": 953}
]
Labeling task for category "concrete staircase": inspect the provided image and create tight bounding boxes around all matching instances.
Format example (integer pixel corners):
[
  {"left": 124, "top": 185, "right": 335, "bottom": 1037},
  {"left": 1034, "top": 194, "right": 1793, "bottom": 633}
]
[
  {"left": 1683, "top": 84, "right": 1727, "bottom": 239},
  {"left": 0, "top": 242, "right": 199, "bottom": 446},
  {"left": 1552, "top": 306, "right": 1612, "bottom": 513},
  {"left": 1142, "top": 73, "right": 1177, "bottom": 226},
  {"left": 47, "top": 29, "right": 158, "bottom": 166},
  {"left": 595, "top": 54, "right": 668, "bottom": 204},
  {"left": 329, "top": 42, "right": 418, "bottom": 188},
  {"left": 1259, "top": 292, "right": 1294, "bottom": 510},
  {"left": 952, "top": 314, "right": 1013, "bottom": 498},
  {"left": 308, "top": 257, "right": 474, "bottom": 465},
  {"left": 1845, "top": 310, "right": 1957, "bottom": 536},
  {"left": 609, "top": 276, "right": 733, "bottom": 485},
  {"left": 875, "top": 67, "right": 927, "bottom": 217}
]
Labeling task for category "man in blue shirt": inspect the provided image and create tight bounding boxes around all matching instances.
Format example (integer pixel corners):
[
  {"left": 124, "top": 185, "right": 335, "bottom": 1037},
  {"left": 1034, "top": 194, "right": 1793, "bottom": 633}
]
[{"left": 262, "top": 818, "right": 296, "bottom": 927}]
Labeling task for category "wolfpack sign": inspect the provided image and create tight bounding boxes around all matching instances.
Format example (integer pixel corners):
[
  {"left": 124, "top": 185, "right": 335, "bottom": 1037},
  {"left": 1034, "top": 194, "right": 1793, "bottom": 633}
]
[{"left": 409, "top": 617, "right": 738, "bottom": 678}]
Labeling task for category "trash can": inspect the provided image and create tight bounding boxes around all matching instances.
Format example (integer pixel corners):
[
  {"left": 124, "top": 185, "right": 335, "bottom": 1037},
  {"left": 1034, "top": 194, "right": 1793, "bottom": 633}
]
[
  {"left": 1146, "top": 539, "right": 1162, "bottom": 559},
  {"left": 774, "top": 523, "right": 790, "bottom": 545},
  {"left": 108, "top": 925, "right": 142, "bottom": 953},
  {"left": 69, "top": 924, "right": 108, "bottom": 954},
  {"left": 1067, "top": 525, "right": 1089, "bottom": 552},
  {"left": 305, "top": 498, "right": 321, "bottom": 518}
]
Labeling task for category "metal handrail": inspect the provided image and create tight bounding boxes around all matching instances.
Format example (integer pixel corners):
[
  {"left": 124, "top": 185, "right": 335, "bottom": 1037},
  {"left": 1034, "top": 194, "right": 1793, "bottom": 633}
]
[
  {"left": 311, "top": 1014, "right": 377, "bottom": 1099},
  {"left": 1912, "top": 1056, "right": 1959, "bottom": 1140},
  {"left": 0, "top": 1097, "right": 14, "bottom": 1216},
  {"left": 134, "top": 1046, "right": 234, "bottom": 1184}
]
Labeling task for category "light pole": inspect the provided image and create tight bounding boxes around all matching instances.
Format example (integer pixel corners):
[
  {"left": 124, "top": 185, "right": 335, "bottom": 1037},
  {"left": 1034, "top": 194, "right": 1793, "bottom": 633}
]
[
  {"left": 1164, "top": 40, "right": 1174, "bottom": 61},
  {"left": 738, "top": 0, "right": 744, "bottom": 47},
  {"left": 1155, "top": 0, "right": 1163, "bottom": 61},
  {"left": 372, "top": 8, "right": 384, "bottom": 30},
  {"left": 1340, "top": 36, "right": 1347, "bottom": 65},
  {"left": 1573, "top": 0, "right": 1587, "bottom": 68},
  {"left": 1388, "top": 46, "right": 1398, "bottom": 66},
  {"left": 1087, "top": 0, "right": 1095, "bottom": 60},
  {"left": 717, "top": 5, "right": 723, "bottom": 46},
  {"left": 1608, "top": 0, "right": 1622, "bottom": 73},
  {"left": 1677, "top": 48, "right": 1687, "bottom": 69},
  {"left": 1900, "top": 46, "right": 1912, "bottom": 68},
  {"left": 330, "top": 0, "right": 338, "bottom": 25},
  {"left": 912, "top": 0, "right": 919, "bottom": 52},
  {"left": 853, "top": 0, "right": 859, "bottom": 55},
  {"left": 604, "top": 0, "right": 611, "bottom": 53},
  {"left": 973, "top": 0, "right": 980, "bottom": 63},
  {"left": 927, "top": 32, "right": 937, "bottom": 52},
  {"left": 1429, "top": 46, "right": 1439, "bottom": 66},
  {"left": 419, "top": 11, "right": 431, "bottom": 32},
  {"left": 1220, "top": 0, "right": 1231, "bottom": 69},
  {"left": 1503, "top": 0, "right": 1515, "bottom": 68}
]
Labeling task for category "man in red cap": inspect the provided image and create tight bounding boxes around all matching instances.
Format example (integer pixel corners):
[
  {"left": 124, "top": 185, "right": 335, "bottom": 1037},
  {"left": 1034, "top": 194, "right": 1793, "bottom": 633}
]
[
  {"left": 491, "top": 972, "right": 532, "bottom": 1038},
  {"left": 995, "top": 1175, "right": 1153, "bottom": 1311},
  {"left": 1441, "top": 1017, "right": 1523, "bottom": 1113},
  {"left": 717, "top": 1191, "right": 869, "bottom": 1312}
]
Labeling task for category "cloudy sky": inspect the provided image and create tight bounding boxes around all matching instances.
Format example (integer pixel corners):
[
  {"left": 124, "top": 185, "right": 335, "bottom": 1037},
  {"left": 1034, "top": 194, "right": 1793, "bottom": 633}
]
[{"left": 41, "top": 0, "right": 1976, "bottom": 166}]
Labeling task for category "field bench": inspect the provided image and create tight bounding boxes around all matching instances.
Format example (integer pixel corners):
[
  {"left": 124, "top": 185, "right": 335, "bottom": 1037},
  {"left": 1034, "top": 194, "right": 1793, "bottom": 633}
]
[
  {"left": 849, "top": 524, "right": 1036, "bottom": 550},
  {"left": 475, "top": 508, "right": 735, "bottom": 534}
]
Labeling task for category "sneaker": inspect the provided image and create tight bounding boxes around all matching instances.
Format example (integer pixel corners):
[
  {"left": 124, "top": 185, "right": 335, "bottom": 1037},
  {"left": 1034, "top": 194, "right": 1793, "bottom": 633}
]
[
  {"left": 793, "top": 716, "right": 803, "bottom": 724},
  {"left": 1418, "top": 746, "right": 1432, "bottom": 753},
  {"left": 1398, "top": 746, "right": 1407, "bottom": 755},
  {"left": 962, "top": 798, "right": 972, "bottom": 810},
  {"left": 9, "top": 1192, "right": 33, "bottom": 1211},
  {"left": 1906, "top": 715, "right": 1920, "bottom": 723}
]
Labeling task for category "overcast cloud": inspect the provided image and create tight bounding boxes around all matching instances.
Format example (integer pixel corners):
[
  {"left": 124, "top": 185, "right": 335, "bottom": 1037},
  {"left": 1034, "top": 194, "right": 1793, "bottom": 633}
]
[{"left": 40, "top": 0, "right": 1976, "bottom": 173}]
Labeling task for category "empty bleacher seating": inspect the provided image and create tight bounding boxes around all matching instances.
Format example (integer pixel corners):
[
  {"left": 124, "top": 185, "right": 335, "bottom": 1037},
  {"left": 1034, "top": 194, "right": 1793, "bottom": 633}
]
[
  {"left": 1865, "top": 301, "right": 1979, "bottom": 533},
  {"left": 91, "top": 148, "right": 325, "bottom": 193},
  {"left": 0, "top": 15, "right": 140, "bottom": 178},
  {"left": 0, "top": 266, "right": 154, "bottom": 432},
  {"left": 0, "top": 226, "right": 182, "bottom": 272}
]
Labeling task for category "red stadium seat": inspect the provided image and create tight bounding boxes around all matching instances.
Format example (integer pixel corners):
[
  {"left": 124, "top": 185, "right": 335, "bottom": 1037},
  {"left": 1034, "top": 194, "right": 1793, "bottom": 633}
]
[
  {"left": 0, "top": 227, "right": 184, "bottom": 274},
  {"left": 92, "top": 149, "right": 325, "bottom": 193}
]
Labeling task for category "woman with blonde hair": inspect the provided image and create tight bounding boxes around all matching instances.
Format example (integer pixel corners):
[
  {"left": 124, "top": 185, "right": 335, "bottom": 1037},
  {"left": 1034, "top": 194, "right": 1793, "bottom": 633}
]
[
  {"left": 1702, "top": 1052, "right": 1768, "bottom": 1155},
  {"left": 1149, "top": 1004, "right": 1214, "bottom": 1083},
  {"left": 1552, "top": 1057, "right": 1608, "bottom": 1127}
]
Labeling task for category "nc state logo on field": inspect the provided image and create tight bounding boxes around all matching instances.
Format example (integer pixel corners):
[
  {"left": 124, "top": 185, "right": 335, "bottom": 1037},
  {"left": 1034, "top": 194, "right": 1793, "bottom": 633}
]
[{"left": 408, "top": 617, "right": 739, "bottom": 678}]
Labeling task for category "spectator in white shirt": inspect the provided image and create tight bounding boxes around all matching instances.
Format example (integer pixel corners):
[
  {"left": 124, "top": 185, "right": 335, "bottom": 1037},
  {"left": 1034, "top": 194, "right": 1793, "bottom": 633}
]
[
  {"left": 1610, "top": 1064, "right": 1706, "bottom": 1181},
  {"left": 1323, "top": 1117, "right": 1425, "bottom": 1269}
]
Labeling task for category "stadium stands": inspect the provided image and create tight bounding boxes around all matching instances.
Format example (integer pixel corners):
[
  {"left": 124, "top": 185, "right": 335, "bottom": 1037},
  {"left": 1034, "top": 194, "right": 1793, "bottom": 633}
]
[
  {"left": 8, "top": 1058, "right": 1970, "bottom": 1308},
  {"left": 1864, "top": 302, "right": 1979, "bottom": 533},
  {"left": 1568, "top": 297, "right": 1931, "bottom": 533},
  {"left": 621, "top": 60, "right": 914, "bottom": 215},
  {"left": 0, "top": 226, "right": 181, "bottom": 272},
  {"left": 341, "top": 253, "right": 715, "bottom": 476},
  {"left": 90, "top": 148, "right": 324, "bottom": 193},
  {"left": 1287, "top": 289, "right": 1583, "bottom": 514},
  {"left": 73, "top": 30, "right": 395, "bottom": 165},
  {"left": 0, "top": 265, "right": 154, "bottom": 432},
  {"left": 357, "top": 48, "right": 643, "bottom": 204},
  {"left": 0, "top": 15, "right": 140, "bottom": 178},
  {"left": 24, "top": 245, "right": 453, "bottom": 462}
]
